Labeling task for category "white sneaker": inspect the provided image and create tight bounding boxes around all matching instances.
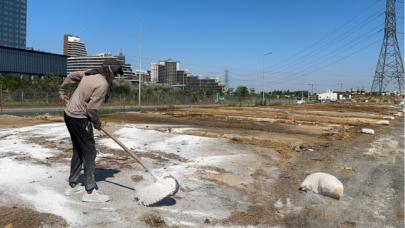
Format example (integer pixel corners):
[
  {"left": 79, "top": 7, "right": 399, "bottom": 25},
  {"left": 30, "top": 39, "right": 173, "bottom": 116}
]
[
  {"left": 64, "top": 184, "right": 84, "bottom": 196},
  {"left": 82, "top": 190, "right": 110, "bottom": 203}
]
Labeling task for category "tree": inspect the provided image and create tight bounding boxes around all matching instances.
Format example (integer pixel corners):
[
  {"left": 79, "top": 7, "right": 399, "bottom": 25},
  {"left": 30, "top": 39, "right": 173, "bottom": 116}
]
[
  {"left": 36, "top": 75, "right": 61, "bottom": 104},
  {"left": 235, "top": 86, "right": 249, "bottom": 97},
  {"left": 226, "top": 88, "right": 234, "bottom": 95},
  {"left": 0, "top": 75, "right": 24, "bottom": 90},
  {"left": 38, "top": 75, "right": 60, "bottom": 91},
  {"left": 205, "top": 87, "right": 214, "bottom": 96},
  {"left": 113, "top": 80, "right": 131, "bottom": 95}
]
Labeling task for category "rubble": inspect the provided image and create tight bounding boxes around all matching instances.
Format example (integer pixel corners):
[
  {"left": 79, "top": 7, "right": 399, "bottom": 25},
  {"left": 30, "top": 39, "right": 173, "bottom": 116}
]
[
  {"left": 382, "top": 116, "right": 395, "bottom": 120},
  {"left": 376, "top": 120, "right": 390, "bottom": 125},
  {"left": 361, "top": 128, "right": 375, "bottom": 135}
]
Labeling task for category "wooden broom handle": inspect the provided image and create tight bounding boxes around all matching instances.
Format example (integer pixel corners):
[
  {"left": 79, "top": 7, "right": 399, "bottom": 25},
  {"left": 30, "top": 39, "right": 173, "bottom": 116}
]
[{"left": 100, "top": 127, "right": 152, "bottom": 173}]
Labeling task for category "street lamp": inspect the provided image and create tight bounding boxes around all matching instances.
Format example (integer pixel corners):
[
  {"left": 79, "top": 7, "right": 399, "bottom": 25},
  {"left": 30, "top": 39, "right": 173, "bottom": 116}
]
[
  {"left": 262, "top": 52, "right": 272, "bottom": 105},
  {"left": 307, "top": 83, "right": 314, "bottom": 102},
  {"left": 138, "top": 19, "right": 143, "bottom": 107}
]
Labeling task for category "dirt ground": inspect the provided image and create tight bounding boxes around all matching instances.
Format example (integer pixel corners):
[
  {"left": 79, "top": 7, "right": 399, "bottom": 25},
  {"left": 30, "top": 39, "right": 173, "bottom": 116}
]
[
  {"left": 0, "top": 103, "right": 403, "bottom": 227},
  {"left": 103, "top": 103, "right": 400, "bottom": 157},
  {"left": 0, "top": 114, "right": 55, "bottom": 128},
  {"left": 102, "top": 103, "right": 405, "bottom": 227},
  {"left": 0, "top": 206, "right": 67, "bottom": 228},
  {"left": 219, "top": 121, "right": 404, "bottom": 227}
]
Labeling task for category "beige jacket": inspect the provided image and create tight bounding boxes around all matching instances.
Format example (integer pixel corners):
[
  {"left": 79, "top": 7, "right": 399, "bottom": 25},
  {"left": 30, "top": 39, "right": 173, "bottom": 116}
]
[{"left": 59, "top": 71, "right": 108, "bottom": 120}]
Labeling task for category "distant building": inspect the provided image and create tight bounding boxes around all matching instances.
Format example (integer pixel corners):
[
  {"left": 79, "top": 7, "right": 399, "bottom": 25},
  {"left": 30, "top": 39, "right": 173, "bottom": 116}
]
[
  {"left": 158, "top": 63, "right": 166, "bottom": 83},
  {"left": 148, "top": 59, "right": 223, "bottom": 93},
  {"left": 350, "top": 88, "right": 366, "bottom": 95},
  {"left": 184, "top": 75, "right": 200, "bottom": 91},
  {"left": 199, "top": 77, "right": 223, "bottom": 93},
  {"left": 134, "top": 70, "right": 150, "bottom": 82},
  {"left": 0, "top": 0, "right": 66, "bottom": 77},
  {"left": 176, "top": 70, "right": 187, "bottom": 86},
  {"left": 150, "top": 63, "right": 160, "bottom": 82},
  {"left": 0, "top": 0, "right": 27, "bottom": 49},
  {"left": 67, "top": 53, "right": 135, "bottom": 80},
  {"left": 317, "top": 90, "right": 351, "bottom": 102},
  {"left": 149, "top": 60, "right": 179, "bottom": 85},
  {"left": 317, "top": 90, "right": 338, "bottom": 101},
  {"left": 64, "top": 35, "right": 135, "bottom": 79},
  {"left": 0, "top": 45, "right": 67, "bottom": 76},
  {"left": 63, "top": 34, "right": 87, "bottom": 57},
  {"left": 183, "top": 75, "right": 223, "bottom": 94},
  {"left": 164, "top": 60, "right": 178, "bottom": 85}
]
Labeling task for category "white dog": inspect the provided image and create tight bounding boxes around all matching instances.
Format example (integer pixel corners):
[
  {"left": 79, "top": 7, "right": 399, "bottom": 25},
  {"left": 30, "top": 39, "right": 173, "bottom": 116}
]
[{"left": 299, "top": 172, "right": 344, "bottom": 200}]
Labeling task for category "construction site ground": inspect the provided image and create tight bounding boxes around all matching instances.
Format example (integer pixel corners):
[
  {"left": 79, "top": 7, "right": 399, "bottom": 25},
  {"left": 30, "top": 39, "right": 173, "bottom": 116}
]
[{"left": 0, "top": 103, "right": 403, "bottom": 227}]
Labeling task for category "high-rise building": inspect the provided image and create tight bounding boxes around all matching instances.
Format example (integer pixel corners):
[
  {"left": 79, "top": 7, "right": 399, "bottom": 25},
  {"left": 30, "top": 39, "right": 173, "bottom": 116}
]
[
  {"left": 63, "top": 34, "right": 87, "bottom": 57},
  {"left": 0, "top": 0, "right": 27, "bottom": 48},
  {"left": 67, "top": 53, "right": 135, "bottom": 80},
  {"left": 149, "top": 60, "right": 179, "bottom": 85},
  {"left": 0, "top": 0, "right": 67, "bottom": 77},
  {"left": 64, "top": 35, "right": 135, "bottom": 79},
  {"left": 158, "top": 63, "right": 166, "bottom": 83},
  {"left": 148, "top": 59, "right": 223, "bottom": 93},
  {"left": 164, "top": 60, "right": 177, "bottom": 85},
  {"left": 176, "top": 70, "right": 186, "bottom": 86},
  {"left": 150, "top": 63, "right": 160, "bottom": 82}
]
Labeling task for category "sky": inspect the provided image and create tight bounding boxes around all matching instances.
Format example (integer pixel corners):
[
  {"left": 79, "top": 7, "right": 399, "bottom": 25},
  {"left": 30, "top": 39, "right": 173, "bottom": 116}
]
[{"left": 27, "top": 0, "right": 404, "bottom": 92}]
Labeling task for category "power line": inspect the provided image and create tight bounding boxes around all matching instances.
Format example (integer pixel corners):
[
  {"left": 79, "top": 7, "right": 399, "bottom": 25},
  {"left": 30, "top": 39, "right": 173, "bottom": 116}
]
[
  {"left": 181, "top": 63, "right": 262, "bottom": 73},
  {"left": 268, "top": 8, "right": 385, "bottom": 73},
  {"left": 268, "top": 26, "right": 383, "bottom": 79},
  {"left": 269, "top": 38, "right": 382, "bottom": 84},
  {"left": 222, "top": 70, "right": 378, "bottom": 83},
  {"left": 277, "top": 39, "right": 382, "bottom": 83},
  {"left": 183, "top": 22, "right": 383, "bottom": 78},
  {"left": 268, "top": 0, "right": 384, "bottom": 68},
  {"left": 128, "top": 2, "right": 393, "bottom": 88}
]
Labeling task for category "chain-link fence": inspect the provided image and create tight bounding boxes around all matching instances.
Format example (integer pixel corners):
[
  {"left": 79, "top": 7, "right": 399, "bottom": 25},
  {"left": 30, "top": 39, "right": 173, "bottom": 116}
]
[
  {"left": 1, "top": 89, "right": 218, "bottom": 106},
  {"left": 0, "top": 75, "right": 310, "bottom": 108},
  {"left": 4, "top": 89, "right": 60, "bottom": 105},
  {"left": 1, "top": 89, "right": 308, "bottom": 107}
]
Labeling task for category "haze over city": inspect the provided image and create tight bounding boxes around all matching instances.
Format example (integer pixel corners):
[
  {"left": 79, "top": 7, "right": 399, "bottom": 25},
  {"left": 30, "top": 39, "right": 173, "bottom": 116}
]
[{"left": 27, "top": 0, "right": 404, "bottom": 92}]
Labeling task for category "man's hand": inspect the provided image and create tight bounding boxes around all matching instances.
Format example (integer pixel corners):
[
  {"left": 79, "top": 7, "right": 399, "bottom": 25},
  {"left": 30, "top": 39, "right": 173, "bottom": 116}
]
[
  {"left": 93, "top": 121, "right": 106, "bottom": 130},
  {"left": 59, "top": 94, "right": 69, "bottom": 103}
]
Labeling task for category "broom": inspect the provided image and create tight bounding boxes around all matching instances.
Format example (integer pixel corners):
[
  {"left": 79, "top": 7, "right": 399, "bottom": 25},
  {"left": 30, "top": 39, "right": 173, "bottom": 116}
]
[{"left": 100, "top": 127, "right": 179, "bottom": 206}]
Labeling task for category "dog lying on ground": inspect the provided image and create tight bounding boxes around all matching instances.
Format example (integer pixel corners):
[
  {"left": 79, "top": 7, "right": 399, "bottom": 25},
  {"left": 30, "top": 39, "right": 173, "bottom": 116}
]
[{"left": 299, "top": 172, "right": 344, "bottom": 200}]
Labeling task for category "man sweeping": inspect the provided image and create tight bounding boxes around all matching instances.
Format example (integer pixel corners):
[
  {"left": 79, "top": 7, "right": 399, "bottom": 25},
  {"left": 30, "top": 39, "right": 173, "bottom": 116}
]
[{"left": 59, "top": 59, "right": 123, "bottom": 202}]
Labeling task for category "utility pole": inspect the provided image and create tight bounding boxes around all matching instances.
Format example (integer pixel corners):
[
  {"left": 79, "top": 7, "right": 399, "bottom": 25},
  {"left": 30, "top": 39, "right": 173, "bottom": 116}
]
[
  {"left": 0, "top": 84, "right": 2, "bottom": 113},
  {"left": 138, "top": 19, "right": 143, "bottom": 107},
  {"left": 182, "top": 72, "right": 185, "bottom": 91},
  {"left": 371, "top": 0, "right": 404, "bottom": 95},
  {"left": 338, "top": 82, "right": 343, "bottom": 92},
  {"left": 307, "top": 83, "right": 314, "bottom": 94},
  {"left": 225, "top": 69, "right": 229, "bottom": 90},
  {"left": 307, "top": 83, "right": 314, "bottom": 101},
  {"left": 262, "top": 52, "right": 272, "bottom": 105}
]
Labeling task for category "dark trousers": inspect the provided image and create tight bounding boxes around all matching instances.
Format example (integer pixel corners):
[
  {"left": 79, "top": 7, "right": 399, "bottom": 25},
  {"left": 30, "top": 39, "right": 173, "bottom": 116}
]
[{"left": 64, "top": 112, "right": 98, "bottom": 191}]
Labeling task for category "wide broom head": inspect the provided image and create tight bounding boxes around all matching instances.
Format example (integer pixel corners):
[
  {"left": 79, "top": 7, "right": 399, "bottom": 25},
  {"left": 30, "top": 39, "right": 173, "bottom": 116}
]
[{"left": 135, "top": 175, "right": 179, "bottom": 206}]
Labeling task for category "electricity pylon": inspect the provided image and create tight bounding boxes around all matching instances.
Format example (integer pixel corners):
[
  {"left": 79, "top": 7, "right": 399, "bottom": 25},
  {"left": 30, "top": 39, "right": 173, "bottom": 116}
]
[{"left": 371, "top": 0, "right": 404, "bottom": 95}]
